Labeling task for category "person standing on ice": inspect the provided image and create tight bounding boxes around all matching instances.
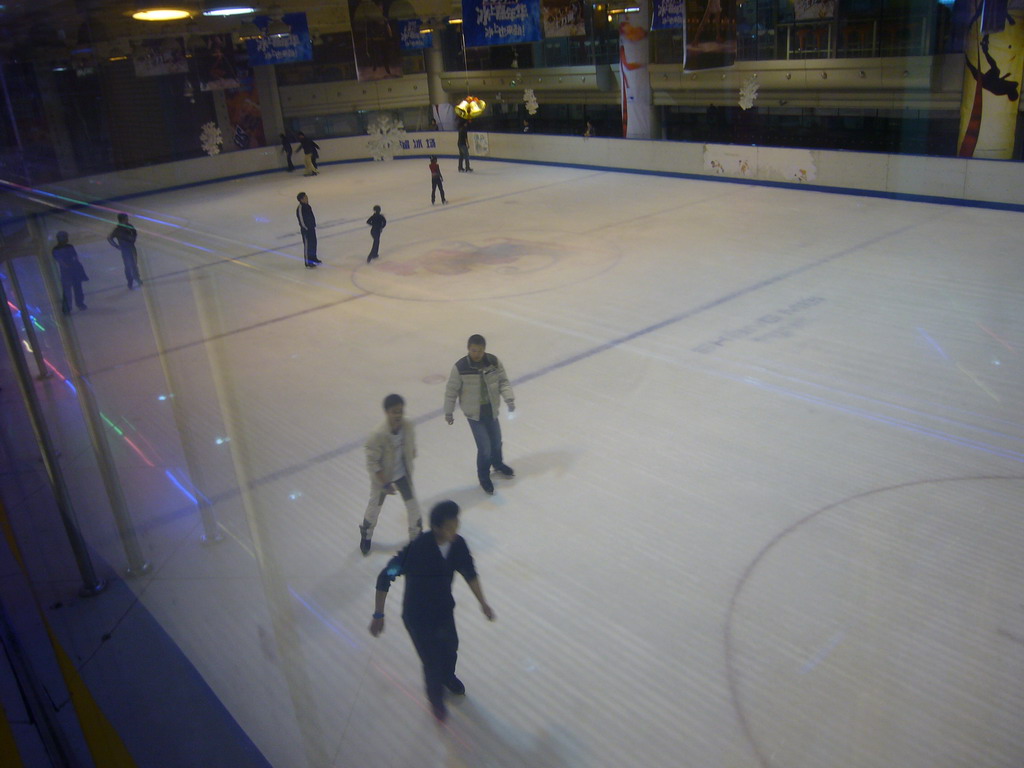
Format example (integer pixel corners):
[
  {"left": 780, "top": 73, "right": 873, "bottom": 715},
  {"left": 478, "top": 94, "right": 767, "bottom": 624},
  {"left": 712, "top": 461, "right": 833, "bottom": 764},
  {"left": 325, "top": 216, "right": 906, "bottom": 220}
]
[
  {"left": 457, "top": 119, "right": 473, "bottom": 172},
  {"left": 444, "top": 334, "right": 515, "bottom": 494},
  {"left": 359, "top": 393, "right": 423, "bottom": 555},
  {"left": 366, "top": 205, "right": 386, "bottom": 262},
  {"left": 428, "top": 155, "right": 447, "bottom": 206},
  {"left": 52, "top": 231, "right": 88, "bottom": 314},
  {"left": 369, "top": 500, "right": 495, "bottom": 721},
  {"left": 296, "top": 192, "right": 321, "bottom": 267},
  {"left": 107, "top": 213, "right": 142, "bottom": 289}
]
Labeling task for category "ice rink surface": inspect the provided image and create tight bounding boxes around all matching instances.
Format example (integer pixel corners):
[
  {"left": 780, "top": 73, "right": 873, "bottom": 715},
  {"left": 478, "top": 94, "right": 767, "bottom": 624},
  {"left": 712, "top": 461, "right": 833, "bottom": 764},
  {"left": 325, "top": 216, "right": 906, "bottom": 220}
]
[{"left": 3, "top": 156, "right": 1023, "bottom": 768}]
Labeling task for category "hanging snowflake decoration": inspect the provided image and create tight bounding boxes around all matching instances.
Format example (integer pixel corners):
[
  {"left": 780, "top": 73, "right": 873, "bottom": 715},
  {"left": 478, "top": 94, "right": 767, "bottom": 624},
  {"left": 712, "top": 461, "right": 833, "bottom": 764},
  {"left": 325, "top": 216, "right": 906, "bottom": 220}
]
[
  {"left": 523, "top": 88, "right": 539, "bottom": 116},
  {"left": 738, "top": 74, "right": 759, "bottom": 111},
  {"left": 199, "top": 121, "right": 223, "bottom": 156},
  {"left": 366, "top": 115, "right": 408, "bottom": 161}
]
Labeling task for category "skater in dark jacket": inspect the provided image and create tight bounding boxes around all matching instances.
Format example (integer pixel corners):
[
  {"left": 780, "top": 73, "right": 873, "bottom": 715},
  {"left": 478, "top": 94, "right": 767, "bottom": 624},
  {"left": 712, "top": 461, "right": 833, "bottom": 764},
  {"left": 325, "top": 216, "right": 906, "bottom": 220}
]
[
  {"left": 366, "top": 205, "right": 386, "bottom": 262},
  {"left": 52, "top": 231, "right": 88, "bottom": 314},
  {"left": 296, "top": 192, "right": 321, "bottom": 267},
  {"left": 428, "top": 156, "right": 447, "bottom": 205},
  {"left": 369, "top": 501, "right": 495, "bottom": 721},
  {"left": 457, "top": 120, "right": 473, "bottom": 172},
  {"left": 107, "top": 213, "right": 142, "bottom": 289}
]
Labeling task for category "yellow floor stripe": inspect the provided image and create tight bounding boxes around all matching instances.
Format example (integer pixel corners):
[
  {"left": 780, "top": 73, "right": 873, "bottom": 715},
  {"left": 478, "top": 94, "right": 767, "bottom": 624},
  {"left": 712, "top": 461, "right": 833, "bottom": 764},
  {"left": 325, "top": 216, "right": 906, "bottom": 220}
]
[
  {"left": 0, "top": 698, "right": 26, "bottom": 768},
  {"left": 1, "top": 499, "right": 139, "bottom": 767}
]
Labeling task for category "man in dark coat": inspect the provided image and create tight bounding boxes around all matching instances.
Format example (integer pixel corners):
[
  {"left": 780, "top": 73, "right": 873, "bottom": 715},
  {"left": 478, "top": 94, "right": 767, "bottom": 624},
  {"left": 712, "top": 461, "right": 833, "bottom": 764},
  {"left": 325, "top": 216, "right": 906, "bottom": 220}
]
[
  {"left": 296, "top": 192, "right": 321, "bottom": 267},
  {"left": 369, "top": 500, "right": 495, "bottom": 721},
  {"left": 52, "top": 231, "right": 88, "bottom": 314},
  {"left": 457, "top": 119, "right": 473, "bottom": 172},
  {"left": 107, "top": 213, "right": 142, "bottom": 289},
  {"left": 366, "top": 204, "right": 386, "bottom": 262}
]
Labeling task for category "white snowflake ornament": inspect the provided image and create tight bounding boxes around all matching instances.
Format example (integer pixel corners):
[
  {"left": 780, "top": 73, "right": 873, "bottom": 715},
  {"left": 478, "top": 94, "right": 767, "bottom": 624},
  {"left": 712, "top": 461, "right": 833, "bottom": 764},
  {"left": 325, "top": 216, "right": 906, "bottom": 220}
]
[
  {"left": 738, "top": 75, "right": 759, "bottom": 111},
  {"left": 366, "top": 115, "right": 408, "bottom": 161},
  {"left": 523, "top": 88, "right": 538, "bottom": 116},
  {"left": 200, "top": 122, "right": 223, "bottom": 156}
]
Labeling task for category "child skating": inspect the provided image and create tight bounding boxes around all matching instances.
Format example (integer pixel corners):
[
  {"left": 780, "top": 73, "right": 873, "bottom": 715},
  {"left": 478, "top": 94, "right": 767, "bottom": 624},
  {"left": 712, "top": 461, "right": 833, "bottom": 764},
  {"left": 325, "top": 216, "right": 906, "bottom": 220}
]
[
  {"left": 429, "top": 156, "right": 447, "bottom": 205},
  {"left": 366, "top": 205, "right": 386, "bottom": 262}
]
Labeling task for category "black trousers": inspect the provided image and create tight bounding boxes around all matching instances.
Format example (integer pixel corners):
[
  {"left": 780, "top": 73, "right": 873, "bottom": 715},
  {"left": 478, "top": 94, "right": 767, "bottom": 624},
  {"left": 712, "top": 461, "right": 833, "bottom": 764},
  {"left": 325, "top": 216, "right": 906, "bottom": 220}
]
[
  {"left": 120, "top": 248, "right": 141, "bottom": 286},
  {"left": 404, "top": 614, "right": 459, "bottom": 706},
  {"left": 368, "top": 230, "right": 382, "bottom": 259},
  {"left": 60, "top": 277, "right": 85, "bottom": 312},
  {"left": 301, "top": 229, "right": 318, "bottom": 264},
  {"left": 431, "top": 176, "right": 446, "bottom": 203}
]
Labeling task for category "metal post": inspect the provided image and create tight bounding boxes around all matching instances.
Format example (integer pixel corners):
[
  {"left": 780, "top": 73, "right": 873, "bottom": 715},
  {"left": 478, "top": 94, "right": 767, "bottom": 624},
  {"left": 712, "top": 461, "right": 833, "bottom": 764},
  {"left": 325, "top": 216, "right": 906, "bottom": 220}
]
[
  {"left": 138, "top": 248, "right": 222, "bottom": 544},
  {"left": 189, "top": 266, "right": 328, "bottom": 767},
  {"left": 3, "top": 257, "right": 51, "bottom": 379},
  {"left": 0, "top": 277, "right": 105, "bottom": 597},
  {"left": 28, "top": 214, "right": 150, "bottom": 576}
]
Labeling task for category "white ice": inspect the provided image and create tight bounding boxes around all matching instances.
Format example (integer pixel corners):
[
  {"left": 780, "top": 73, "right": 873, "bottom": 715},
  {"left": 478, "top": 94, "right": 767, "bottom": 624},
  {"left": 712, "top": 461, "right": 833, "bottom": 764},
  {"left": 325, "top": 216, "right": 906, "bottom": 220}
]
[{"left": 3, "top": 157, "right": 1023, "bottom": 768}]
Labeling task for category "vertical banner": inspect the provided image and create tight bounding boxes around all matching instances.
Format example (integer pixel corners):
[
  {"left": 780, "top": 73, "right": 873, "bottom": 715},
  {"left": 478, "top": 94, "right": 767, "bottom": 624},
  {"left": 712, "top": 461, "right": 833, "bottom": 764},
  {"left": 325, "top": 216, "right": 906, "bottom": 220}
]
[
  {"left": 196, "top": 34, "right": 244, "bottom": 91},
  {"left": 349, "top": 0, "right": 403, "bottom": 80},
  {"left": 245, "top": 13, "right": 314, "bottom": 65},
  {"left": 131, "top": 38, "right": 188, "bottom": 77},
  {"left": 398, "top": 19, "right": 432, "bottom": 50},
  {"left": 462, "top": 0, "right": 543, "bottom": 47},
  {"left": 542, "top": 0, "right": 586, "bottom": 37},
  {"left": 957, "top": 0, "right": 1024, "bottom": 159},
  {"left": 652, "top": 0, "right": 686, "bottom": 30},
  {"left": 685, "top": 0, "right": 737, "bottom": 70},
  {"left": 225, "top": 86, "right": 266, "bottom": 149},
  {"left": 619, "top": 1, "right": 651, "bottom": 138}
]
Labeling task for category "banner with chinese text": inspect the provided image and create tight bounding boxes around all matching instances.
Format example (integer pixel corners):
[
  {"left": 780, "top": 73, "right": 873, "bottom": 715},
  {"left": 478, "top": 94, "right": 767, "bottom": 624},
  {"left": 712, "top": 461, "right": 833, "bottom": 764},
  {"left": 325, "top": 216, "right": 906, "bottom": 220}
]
[
  {"left": 652, "top": 0, "right": 685, "bottom": 30},
  {"left": 398, "top": 19, "right": 432, "bottom": 50},
  {"left": 131, "top": 38, "right": 188, "bottom": 77},
  {"left": 462, "top": 0, "right": 543, "bottom": 47},
  {"left": 245, "top": 13, "right": 314, "bottom": 66}
]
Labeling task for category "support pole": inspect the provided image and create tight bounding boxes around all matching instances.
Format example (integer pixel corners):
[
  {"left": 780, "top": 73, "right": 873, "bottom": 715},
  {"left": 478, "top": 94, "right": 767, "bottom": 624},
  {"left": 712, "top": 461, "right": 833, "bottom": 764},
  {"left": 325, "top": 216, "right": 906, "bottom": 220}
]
[
  {"left": 3, "top": 257, "right": 51, "bottom": 380},
  {"left": 0, "top": 276, "right": 104, "bottom": 597},
  {"left": 139, "top": 251, "right": 222, "bottom": 544}
]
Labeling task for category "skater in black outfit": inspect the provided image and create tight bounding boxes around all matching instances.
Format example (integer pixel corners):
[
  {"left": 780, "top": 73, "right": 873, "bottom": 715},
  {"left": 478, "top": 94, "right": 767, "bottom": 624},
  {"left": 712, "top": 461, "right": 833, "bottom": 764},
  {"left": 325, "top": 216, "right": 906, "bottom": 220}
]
[
  {"left": 457, "top": 120, "right": 473, "bottom": 172},
  {"left": 52, "top": 231, "right": 88, "bottom": 314},
  {"left": 107, "top": 213, "right": 142, "bottom": 289},
  {"left": 280, "top": 133, "right": 294, "bottom": 172},
  {"left": 369, "top": 500, "right": 495, "bottom": 721},
  {"left": 429, "top": 155, "right": 447, "bottom": 205},
  {"left": 296, "top": 193, "right": 321, "bottom": 267},
  {"left": 366, "top": 205, "right": 386, "bottom": 262}
]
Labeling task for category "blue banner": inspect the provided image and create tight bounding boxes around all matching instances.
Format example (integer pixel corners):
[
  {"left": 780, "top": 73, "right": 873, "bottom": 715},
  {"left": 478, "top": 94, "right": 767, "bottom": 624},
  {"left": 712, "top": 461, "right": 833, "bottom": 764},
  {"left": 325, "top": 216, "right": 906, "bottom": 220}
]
[
  {"left": 245, "top": 13, "right": 313, "bottom": 65},
  {"left": 398, "top": 19, "right": 432, "bottom": 50},
  {"left": 462, "top": 0, "right": 542, "bottom": 47},
  {"left": 651, "top": 0, "right": 685, "bottom": 30}
]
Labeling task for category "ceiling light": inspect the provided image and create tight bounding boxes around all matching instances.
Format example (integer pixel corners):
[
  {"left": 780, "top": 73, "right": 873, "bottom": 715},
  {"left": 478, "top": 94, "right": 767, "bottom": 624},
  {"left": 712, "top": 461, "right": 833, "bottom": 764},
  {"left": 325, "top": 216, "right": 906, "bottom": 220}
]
[
  {"left": 448, "top": 17, "right": 462, "bottom": 24},
  {"left": 202, "top": 5, "right": 255, "bottom": 16},
  {"left": 132, "top": 8, "right": 192, "bottom": 20}
]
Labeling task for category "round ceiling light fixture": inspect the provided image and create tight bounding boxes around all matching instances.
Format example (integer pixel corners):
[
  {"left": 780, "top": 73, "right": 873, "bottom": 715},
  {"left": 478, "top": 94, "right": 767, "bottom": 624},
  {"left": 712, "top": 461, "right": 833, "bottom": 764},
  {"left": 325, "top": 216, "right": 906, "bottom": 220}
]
[{"left": 132, "top": 3, "right": 192, "bottom": 20}]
